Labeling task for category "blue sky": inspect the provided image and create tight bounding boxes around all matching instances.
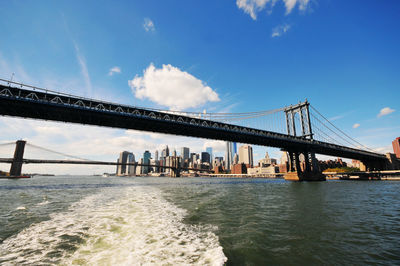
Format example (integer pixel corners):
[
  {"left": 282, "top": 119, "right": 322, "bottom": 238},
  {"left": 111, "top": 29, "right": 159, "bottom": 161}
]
[{"left": 0, "top": 0, "right": 399, "bottom": 174}]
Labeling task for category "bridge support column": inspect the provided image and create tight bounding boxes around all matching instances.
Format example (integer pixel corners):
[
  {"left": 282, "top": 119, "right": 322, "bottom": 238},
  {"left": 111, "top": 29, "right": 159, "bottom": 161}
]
[
  {"left": 284, "top": 150, "right": 325, "bottom": 181},
  {"left": 9, "top": 140, "right": 26, "bottom": 176}
]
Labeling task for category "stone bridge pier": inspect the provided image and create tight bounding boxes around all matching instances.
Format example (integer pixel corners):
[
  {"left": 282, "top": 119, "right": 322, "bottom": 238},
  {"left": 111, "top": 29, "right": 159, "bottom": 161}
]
[{"left": 9, "top": 140, "right": 26, "bottom": 176}]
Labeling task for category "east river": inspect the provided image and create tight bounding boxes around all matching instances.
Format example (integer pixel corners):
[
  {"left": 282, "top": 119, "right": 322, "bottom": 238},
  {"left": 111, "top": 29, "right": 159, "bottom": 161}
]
[{"left": 0, "top": 176, "right": 399, "bottom": 265}]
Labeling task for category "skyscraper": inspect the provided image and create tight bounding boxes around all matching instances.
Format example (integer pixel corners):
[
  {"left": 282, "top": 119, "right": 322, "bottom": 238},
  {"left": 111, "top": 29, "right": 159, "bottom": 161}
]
[
  {"left": 206, "top": 147, "right": 213, "bottom": 161},
  {"left": 201, "top": 152, "right": 211, "bottom": 164},
  {"left": 181, "top": 147, "right": 190, "bottom": 161},
  {"left": 127, "top": 153, "right": 136, "bottom": 175},
  {"left": 143, "top": 150, "right": 151, "bottom": 174},
  {"left": 239, "top": 145, "right": 253, "bottom": 167},
  {"left": 393, "top": 137, "right": 400, "bottom": 158},
  {"left": 155, "top": 150, "right": 159, "bottom": 161},
  {"left": 117, "top": 151, "right": 133, "bottom": 176},
  {"left": 225, "top": 142, "right": 234, "bottom": 170}
]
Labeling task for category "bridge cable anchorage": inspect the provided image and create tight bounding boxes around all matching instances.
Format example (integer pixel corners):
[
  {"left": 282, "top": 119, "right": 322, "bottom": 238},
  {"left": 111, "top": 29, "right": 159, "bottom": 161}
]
[
  {"left": 25, "top": 142, "right": 91, "bottom": 161},
  {"left": 309, "top": 105, "right": 374, "bottom": 152}
]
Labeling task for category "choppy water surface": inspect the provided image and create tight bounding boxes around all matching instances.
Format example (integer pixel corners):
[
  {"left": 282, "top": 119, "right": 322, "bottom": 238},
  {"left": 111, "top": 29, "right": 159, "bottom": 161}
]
[{"left": 1, "top": 176, "right": 399, "bottom": 265}]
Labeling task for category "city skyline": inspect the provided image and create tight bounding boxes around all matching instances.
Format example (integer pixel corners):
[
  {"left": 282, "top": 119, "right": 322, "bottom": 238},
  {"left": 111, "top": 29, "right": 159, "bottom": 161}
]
[{"left": 0, "top": 1, "right": 399, "bottom": 174}]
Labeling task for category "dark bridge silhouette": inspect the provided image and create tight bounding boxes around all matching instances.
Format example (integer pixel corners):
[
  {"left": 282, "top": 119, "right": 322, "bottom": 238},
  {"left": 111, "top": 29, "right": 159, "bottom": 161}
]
[{"left": 0, "top": 79, "right": 388, "bottom": 180}]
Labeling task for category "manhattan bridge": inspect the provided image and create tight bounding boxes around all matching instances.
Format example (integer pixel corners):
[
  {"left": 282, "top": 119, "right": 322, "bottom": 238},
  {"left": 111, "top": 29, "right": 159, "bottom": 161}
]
[{"left": 0, "top": 78, "right": 389, "bottom": 181}]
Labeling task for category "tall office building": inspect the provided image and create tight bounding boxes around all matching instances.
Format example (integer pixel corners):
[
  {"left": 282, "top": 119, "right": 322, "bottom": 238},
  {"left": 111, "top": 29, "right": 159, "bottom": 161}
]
[
  {"left": 201, "top": 152, "right": 211, "bottom": 164},
  {"left": 127, "top": 153, "right": 136, "bottom": 175},
  {"left": 239, "top": 145, "right": 254, "bottom": 167},
  {"left": 143, "top": 150, "right": 151, "bottom": 174},
  {"left": 155, "top": 150, "right": 159, "bottom": 161},
  {"left": 173, "top": 149, "right": 177, "bottom": 157},
  {"left": 225, "top": 142, "right": 234, "bottom": 170},
  {"left": 393, "top": 137, "right": 400, "bottom": 158},
  {"left": 117, "top": 151, "right": 133, "bottom": 176},
  {"left": 181, "top": 147, "right": 190, "bottom": 161},
  {"left": 206, "top": 147, "right": 213, "bottom": 161}
]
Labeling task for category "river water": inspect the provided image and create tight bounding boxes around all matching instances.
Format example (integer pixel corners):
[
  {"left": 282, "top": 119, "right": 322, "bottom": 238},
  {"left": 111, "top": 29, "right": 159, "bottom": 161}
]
[{"left": 0, "top": 176, "right": 399, "bottom": 265}]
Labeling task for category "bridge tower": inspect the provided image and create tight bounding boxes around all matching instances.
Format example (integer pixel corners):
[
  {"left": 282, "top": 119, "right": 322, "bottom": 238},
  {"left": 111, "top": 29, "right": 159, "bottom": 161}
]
[
  {"left": 170, "top": 157, "right": 181, "bottom": 177},
  {"left": 283, "top": 101, "right": 325, "bottom": 181},
  {"left": 9, "top": 140, "right": 26, "bottom": 176}
]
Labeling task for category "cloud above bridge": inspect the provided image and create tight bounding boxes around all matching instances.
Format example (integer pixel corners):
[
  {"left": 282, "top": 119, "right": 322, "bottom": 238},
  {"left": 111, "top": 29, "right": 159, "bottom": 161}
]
[
  {"left": 236, "top": 0, "right": 311, "bottom": 20},
  {"left": 129, "top": 63, "right": 220, "bottom": 110},
  {"left": 377, "top": 107, "right": 395, "bottom": 118}
]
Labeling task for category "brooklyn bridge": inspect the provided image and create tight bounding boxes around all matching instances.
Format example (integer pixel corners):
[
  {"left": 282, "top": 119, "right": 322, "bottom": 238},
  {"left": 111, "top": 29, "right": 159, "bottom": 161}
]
[{"left": 0, "top": 78, "right": 393, "bottom": 181}]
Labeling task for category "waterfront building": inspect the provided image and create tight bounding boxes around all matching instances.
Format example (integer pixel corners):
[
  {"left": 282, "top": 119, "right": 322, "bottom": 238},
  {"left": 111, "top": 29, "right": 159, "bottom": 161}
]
[
  {"left": 239, "top": 145, "right": 254, "bottom": 167},
  {"left": 231, "top": 163, "right": 248, "bottom": 174},
  {"left": 155, "top": 150, "right": 159, "bottom": 161},
  {"left": 393, "top": 137, "right": 400, "bottom": 158}
]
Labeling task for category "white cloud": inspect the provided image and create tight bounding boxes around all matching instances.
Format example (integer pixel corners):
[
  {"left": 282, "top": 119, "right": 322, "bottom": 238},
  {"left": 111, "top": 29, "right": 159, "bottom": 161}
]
[
  {"left": 377, "top": 107, "right": 395, "bottom": 118},
  {"left": 108, "top": 66, "right": 121, "bottom": 76},
  {"left": 143, "top": 18, "right": 155, "bottom": 32},
  {"left": 271, "top": 24, "right": 291, "bottom": 37},
  {"left": 202, "top": 140, "right": 227, "bottom": 153},
  {"left": 73, "top": 42, "right": 92, "bottom": 96},
  {"left": 236, "top": 0, "right": 311, "bottom": 19},
  {"left": 129, "top": 63, "right": 220, "bottom": 110},
  {"left": 352, "top": 123, "right": 360, "bottom": 129}
]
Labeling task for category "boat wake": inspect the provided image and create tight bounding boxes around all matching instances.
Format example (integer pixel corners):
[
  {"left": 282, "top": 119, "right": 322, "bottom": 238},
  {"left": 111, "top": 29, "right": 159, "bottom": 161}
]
[{"left": 0, "top": 186, "right": 227, "bottom": 265}]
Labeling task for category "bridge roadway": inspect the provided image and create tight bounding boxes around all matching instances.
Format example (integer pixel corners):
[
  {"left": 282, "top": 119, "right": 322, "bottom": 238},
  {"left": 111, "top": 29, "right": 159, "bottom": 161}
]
[
  {"left": 0, "top": 81, "right": 386, "bottom": 163},
  {"left": 0, "top": 158, "right": 212, "bottom": 172}
]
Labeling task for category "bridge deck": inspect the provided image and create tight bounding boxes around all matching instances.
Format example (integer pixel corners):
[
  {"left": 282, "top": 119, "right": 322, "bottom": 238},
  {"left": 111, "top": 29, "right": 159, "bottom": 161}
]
[{"left": 0, "top": 82, "right": 386, "bottom": 162}]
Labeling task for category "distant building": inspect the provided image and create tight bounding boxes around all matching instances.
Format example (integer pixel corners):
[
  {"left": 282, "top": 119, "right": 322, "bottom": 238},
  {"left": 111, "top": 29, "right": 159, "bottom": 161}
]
[
  {"left": 173, "top": 149, "right": 177, "bottom": 157},
  {"left": 239, "top": 145, "right": 253, "bottom": 167},
  {"left": 233, "top": 153, "right": 239, "bottom": 164},
  {"left": 136, "top": 158, "right": 144, "bottom": 175},
  {"left": 155, "top": 150, "right": 159, "bottom": 161},
  {"left": 161, "top": 145, "right": 169, "bottom": 158},
  {"left": 206, "top": 147, "right": 213, "bottom": 161},
  {"left": 116, "top": 151, "right": 133, "bottom": 176},
  {"left": 225, "top": 142, "right": 234, "bottom": 170},
  {"left": 127, "top": 153, "right": 136, "bottom": 175},
  {"left": 181, "top": 147, "right": 190, "bottom": 161},
  {"left": 393, "top": 137, "right": 400, "bottom": 158},
  {"left": 258, "top": 152, "right": 277, "bottom": 167},
  {"left": 231, "top": 163, "right": 248, "bottom": 174},
  {"left": 143, "top": 150, "right": 151, "bottom": 174},
  {"left": 201, "top": 152, "right": 211, "bottom": 164},
  {"left": 247, "top": 165, "right": 279, "bottom": 175}
]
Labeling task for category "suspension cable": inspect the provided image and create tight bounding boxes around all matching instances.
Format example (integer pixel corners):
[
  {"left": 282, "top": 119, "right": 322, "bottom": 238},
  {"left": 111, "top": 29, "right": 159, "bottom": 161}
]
[
  {"left": 26, "top": 143, "right": 90, "bottom": 161},
  {"left": 310, "top": 105, "right": 372, "bottom": 151}
]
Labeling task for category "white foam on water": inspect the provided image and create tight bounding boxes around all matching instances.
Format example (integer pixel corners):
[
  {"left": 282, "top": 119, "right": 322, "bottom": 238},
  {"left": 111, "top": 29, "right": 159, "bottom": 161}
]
[
  {"left": 0, "top": 186, "right": 227, "bottom": 265},
  {"left": 37, "top": 200, "right": 50, "bottom": 206},
  {"left": 15, "top": 206, "right": 26, "bottom": 210}
]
